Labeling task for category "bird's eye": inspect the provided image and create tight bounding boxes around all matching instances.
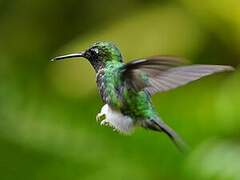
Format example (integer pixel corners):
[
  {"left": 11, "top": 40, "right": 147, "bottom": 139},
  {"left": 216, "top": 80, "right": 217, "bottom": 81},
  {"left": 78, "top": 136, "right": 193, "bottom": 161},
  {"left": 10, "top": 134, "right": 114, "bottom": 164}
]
[{"left": 91, "top": 48, "right": 99, "bottom": 55}]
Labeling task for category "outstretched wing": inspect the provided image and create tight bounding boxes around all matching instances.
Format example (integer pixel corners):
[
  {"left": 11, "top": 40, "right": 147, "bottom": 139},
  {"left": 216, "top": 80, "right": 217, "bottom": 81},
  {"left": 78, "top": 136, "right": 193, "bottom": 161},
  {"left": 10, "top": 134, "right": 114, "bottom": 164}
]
[{"left": 121, "top": 56, "right": 234, "bottom": 95}]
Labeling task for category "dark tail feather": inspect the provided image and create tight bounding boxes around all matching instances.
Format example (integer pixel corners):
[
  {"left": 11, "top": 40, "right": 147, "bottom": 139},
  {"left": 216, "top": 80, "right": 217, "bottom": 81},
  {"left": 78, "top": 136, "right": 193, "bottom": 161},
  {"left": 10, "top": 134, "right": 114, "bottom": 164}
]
[{"left": 144, "top": 119, "right": 189, "bottom": 153}]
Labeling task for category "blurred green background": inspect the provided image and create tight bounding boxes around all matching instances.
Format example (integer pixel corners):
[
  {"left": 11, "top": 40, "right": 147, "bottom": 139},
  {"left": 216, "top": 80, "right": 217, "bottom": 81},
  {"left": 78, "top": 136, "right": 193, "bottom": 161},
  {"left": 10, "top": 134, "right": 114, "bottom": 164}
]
[{"left": 0, "top": 0, "right": 239, "bottom": 179}]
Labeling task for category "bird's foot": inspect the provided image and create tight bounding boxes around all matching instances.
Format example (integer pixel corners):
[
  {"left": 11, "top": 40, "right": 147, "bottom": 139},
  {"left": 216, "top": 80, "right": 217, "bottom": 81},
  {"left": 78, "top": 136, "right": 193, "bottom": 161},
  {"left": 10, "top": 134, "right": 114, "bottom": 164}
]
[
  {"left": 100, "top": 119, "right": 110, "bottom": 126},
  {"left": 96, "top": 113, "right": 117, "bottom": 131},
  {"left": 100, "top": 119, "right": 119, "bottom": 132},
  {"left": 96, "top": 104, "right": 133, "bottom": 134},
  {"left": 96, "top": 107, "right": 115, "bottom": 130},
  {"left": 96, "top": 113, "right": 106, "bottom": 123}
]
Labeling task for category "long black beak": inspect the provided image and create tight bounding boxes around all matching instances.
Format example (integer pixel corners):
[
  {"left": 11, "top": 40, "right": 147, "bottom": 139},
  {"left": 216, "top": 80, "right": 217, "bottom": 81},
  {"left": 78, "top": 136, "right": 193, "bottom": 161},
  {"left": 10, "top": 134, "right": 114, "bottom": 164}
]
[{"left": 51, "top": 51, "right": 85, "bottom": 62}]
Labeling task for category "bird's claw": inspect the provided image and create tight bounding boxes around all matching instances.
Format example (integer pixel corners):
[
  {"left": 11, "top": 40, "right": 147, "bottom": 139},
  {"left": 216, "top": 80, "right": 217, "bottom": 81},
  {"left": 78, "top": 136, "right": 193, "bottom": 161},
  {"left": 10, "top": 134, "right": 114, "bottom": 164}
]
[
  {"left": 96, "top": 108, "right": 120, "bottom": 133},
  {"left": 96, "top": 113, "right": 106, "bottom": 123},
  {"left": 100, "top": 120, "right": 110, "bottom": 126},
  {"left": 96, "top": 112, "right": 112, "bottom": 127},
  {"left": 100, "top": 120, "right": 119, "bottom": 133}
]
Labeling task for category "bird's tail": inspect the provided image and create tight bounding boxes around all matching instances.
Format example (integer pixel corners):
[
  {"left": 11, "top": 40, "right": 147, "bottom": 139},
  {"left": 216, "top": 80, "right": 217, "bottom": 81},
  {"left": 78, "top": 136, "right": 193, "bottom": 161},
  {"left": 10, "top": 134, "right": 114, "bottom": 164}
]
[{"left": 143, "top": 118, "right": 189, "bottom": 153}]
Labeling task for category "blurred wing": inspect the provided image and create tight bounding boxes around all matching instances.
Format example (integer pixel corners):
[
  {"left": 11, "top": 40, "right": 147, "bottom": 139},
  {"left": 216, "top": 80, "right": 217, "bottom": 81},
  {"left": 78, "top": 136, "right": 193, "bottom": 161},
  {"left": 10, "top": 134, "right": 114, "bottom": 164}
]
[
  {"left": 121, "top": 56, "right": 184, "bottom": 90},
  {"left": 121, "top": 57, "right": 234, "bottom": 95},
  {"left": 145, "top": 65, "right": 234, "bottom": 95}
]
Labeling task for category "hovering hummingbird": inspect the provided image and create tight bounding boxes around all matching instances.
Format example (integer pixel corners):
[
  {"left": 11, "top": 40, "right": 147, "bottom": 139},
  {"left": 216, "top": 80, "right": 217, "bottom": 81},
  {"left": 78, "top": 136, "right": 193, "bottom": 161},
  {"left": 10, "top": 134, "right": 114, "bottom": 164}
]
[{"left": 51, "top": 41, "right": 234, "bottom": 151}]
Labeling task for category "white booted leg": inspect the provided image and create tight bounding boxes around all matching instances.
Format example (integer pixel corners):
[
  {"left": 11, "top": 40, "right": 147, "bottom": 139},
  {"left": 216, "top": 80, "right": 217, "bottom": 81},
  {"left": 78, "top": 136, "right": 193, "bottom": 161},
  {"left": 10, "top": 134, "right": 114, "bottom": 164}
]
[{"left": 96, "top": 104, "right": 134, "bottom": 134}]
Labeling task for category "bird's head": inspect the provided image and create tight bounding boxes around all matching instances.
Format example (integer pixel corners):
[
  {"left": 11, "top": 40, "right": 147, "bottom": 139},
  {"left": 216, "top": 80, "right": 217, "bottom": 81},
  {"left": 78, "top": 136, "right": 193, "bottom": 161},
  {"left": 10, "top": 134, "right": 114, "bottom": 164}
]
[{"left": 51, "top": 41, "right": 123, "bottom": 72}]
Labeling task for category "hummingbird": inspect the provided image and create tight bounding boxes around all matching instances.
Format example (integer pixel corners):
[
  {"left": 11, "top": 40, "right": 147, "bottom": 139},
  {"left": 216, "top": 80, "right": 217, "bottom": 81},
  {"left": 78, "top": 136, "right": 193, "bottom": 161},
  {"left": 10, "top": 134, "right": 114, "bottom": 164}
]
[{"left": 51, "top": 41, "right": 234, "bottom": 151}]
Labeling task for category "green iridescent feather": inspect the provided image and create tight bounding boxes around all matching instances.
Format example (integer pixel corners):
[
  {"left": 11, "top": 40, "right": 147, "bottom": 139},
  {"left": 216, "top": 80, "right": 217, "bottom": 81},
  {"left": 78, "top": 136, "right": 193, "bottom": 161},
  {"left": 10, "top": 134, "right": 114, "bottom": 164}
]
[{"left": 104, "top": 61, "right": 157, "bottom": 120}]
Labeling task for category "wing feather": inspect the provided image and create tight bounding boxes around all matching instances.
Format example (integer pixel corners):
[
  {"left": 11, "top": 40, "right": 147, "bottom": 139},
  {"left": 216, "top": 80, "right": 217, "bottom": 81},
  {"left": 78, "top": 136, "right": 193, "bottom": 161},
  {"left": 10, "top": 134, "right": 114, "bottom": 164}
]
[
  {"left": 146, "top": 65, "right": 233, "bottom": 95},
  {"left": 121, "top": 57, "right": 234, "bottom": 95}
]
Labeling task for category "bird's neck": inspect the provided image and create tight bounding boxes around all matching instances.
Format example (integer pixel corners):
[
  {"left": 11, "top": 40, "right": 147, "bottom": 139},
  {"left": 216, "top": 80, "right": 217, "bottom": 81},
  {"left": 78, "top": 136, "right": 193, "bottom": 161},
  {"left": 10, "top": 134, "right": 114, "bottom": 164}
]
[
  {"left": 91, "top": 56, "right": 123, "bottom": 73},
  {"left": 89, "top": 59, "right": 105, "bottom": 72}
]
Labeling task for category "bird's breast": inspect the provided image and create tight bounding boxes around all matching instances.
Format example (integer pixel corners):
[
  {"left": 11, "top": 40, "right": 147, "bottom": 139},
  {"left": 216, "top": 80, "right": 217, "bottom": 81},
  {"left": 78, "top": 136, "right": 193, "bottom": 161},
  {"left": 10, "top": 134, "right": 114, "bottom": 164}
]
[
  {"left": 96, "top": 69, "right": 107, "bottom": 102},
  {"left": 96, "top": 68, "right": 123, "bottom": 108}
]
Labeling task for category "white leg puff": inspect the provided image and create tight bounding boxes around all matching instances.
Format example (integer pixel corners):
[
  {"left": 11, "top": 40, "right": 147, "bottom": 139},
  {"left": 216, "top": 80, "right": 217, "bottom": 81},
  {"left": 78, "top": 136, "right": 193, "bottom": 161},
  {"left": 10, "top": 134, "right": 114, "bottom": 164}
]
[{"left": 96, "top": 104, "right": 134, "bottom": 134}]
